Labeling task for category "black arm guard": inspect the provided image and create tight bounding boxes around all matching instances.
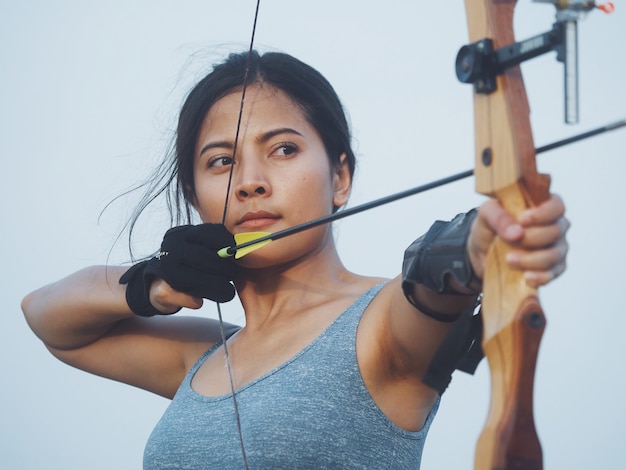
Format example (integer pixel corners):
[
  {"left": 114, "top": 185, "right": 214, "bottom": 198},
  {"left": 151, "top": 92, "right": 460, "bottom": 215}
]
[
  {"left": 402, "top": 209, "right": 481, "bottom": 294},
  {"left": 401, "top": 209, "right": 481, "bottom": 321}
]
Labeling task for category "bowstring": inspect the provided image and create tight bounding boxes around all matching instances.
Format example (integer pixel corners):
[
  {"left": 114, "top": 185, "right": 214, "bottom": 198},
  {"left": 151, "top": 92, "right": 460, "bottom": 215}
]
[{"left": 215, "top": 1, "right": 261, "bottom": 468}]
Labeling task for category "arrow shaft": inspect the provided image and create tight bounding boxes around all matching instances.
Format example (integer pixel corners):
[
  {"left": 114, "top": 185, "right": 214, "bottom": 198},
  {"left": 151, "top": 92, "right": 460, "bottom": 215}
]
[{"left": 226, "top": 119, "right": 625, "bottom": 255}]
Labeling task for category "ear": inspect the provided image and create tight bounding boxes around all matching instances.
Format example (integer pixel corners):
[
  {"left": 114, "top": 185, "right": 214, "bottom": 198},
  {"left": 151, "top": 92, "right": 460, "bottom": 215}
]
[{"left": 332, "top": 153, "right": 352, "bottom": 209}]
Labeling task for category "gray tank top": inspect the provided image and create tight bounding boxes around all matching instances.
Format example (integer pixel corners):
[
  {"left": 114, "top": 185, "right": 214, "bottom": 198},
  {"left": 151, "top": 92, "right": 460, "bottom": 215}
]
[{"left": 144, "top": 283, "right": 438, "bottom": 469}]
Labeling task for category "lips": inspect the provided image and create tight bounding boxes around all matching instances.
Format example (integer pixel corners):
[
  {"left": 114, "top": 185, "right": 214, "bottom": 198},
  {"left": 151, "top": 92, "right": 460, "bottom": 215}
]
[{"left": 236, "top": 211, "right": 281, "bottom": 229}]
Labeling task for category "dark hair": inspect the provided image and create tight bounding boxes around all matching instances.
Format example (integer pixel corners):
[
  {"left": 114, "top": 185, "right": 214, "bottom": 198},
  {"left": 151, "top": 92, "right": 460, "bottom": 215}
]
[{"left": 126, "top": 50, "right": 356, "bottom": 250}]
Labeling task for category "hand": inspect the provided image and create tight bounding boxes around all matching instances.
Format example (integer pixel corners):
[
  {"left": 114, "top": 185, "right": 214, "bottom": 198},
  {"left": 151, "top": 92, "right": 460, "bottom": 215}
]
[
  {"left": 468, "top": 194, "right": 569, "bottom": 287},
  {"left": 120, "top": 224, "right": 239, "bottom": 316}
]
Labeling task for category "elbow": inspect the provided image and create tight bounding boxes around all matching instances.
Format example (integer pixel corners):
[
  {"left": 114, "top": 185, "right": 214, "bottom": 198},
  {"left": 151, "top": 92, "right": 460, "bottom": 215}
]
[
  {"left": 21, "top": 290, "right": 35, "bottom": 326},
  {"left": 21, "top": 290, "right": 44, "bottom": 339}
]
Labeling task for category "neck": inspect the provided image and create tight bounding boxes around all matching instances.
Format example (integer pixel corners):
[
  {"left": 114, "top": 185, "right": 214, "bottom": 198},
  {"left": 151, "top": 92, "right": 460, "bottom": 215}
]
[{"left": 233, "top": 239, "right": 357, "bottom": 328}]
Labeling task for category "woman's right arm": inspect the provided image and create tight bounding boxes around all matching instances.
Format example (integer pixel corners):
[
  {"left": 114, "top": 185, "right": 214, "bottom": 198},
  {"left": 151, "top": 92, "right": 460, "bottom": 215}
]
[{"left": 22, "top": 265, "right": 225, "bottom": 398}]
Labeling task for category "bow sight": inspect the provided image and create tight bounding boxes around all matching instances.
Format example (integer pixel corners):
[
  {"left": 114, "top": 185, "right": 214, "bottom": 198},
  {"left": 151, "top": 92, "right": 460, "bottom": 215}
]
[{"left": 455, "top": 0, "right": 614, "bottom": 124}]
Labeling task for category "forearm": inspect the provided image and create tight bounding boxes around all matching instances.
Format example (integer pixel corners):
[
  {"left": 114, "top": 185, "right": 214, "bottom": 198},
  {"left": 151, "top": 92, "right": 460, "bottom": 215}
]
[{"left": 22, "top": 265, "right": 133, "bottom": 350}]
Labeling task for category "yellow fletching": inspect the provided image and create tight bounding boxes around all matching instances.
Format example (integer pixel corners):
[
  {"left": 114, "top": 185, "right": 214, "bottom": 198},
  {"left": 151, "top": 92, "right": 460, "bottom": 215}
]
[
  {"left": 234, "top": 231, "right": 271, "bottom": 243},
  {"left": 233, "top": 232, "right": 272, "bottom": 259}
]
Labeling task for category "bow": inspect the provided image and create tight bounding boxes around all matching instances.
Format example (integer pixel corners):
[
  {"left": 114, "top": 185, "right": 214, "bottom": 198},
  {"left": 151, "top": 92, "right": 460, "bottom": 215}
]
[
  {"left": 458, "top": 1, "right": 612, "bottom": 468},
  {"left": 461, "top": 1, "right": 548, "bottom": 467}
]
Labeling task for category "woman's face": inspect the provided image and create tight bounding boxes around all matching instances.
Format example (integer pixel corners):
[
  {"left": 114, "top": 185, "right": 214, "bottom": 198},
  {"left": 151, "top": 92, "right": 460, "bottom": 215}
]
[{"left": 193, "top": 84, "right": 351, "bottom": 266}]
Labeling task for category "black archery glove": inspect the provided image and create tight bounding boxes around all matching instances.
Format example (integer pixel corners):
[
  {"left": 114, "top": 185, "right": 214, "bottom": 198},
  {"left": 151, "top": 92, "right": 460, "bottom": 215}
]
[{"left": 119, "top": 224, "right": 238, "bottom": 317}]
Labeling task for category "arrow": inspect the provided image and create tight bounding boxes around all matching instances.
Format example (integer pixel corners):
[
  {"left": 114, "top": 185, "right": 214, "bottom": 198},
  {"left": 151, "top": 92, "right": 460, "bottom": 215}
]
[{"left": 218, "top": 118, "right": 625, "bottom": 259}]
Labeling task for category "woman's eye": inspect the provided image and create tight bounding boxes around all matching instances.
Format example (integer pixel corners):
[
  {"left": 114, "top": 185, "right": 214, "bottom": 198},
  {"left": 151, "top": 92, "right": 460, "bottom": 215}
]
[
  {"left": 272, "top": 144, "right": 297, "bottom": 157},
  {"left": 208, "top": 156, "right": 234, "bottom": 169}
]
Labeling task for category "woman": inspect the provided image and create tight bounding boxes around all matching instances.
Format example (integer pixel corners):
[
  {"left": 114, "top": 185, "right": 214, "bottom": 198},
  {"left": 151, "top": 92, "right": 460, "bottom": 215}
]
[{"left": 22, "top": 51, "right": 568, "bottom": 469}]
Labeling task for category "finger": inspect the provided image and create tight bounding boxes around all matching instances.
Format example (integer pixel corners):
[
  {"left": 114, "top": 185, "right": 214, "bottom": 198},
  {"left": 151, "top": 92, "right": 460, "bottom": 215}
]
[
  {"left": 524, "top": 260, "right": 567, "bottom": 287},
  {"left": 166, "top": 292, "right": 204, "bottom": 310},
  {"left": 150, "top": 279, "right": 204, "bottom": 312},
  {"left": 518, "top": 194, "right": 566, "bottom": 227},
  {"left": 189, "top": 276, "right": 236, "bottom": 303},
  {"left": 514, "top": 217, "right": 570, "bottom": 248},
  {"left": 182, "top": 253, "right": 238, "bottom": 276},
  {"left": 506, "top": 238, "right": 568, "bottom": 271},
  {"left": 186, "top": 223, "right": 234, "bottom": 247},
  {"left": 478, "top": 199, "right": 524, "bottom": 243}
]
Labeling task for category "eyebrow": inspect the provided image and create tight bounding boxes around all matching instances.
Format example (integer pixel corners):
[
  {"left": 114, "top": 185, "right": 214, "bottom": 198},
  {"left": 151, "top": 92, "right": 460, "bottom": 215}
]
[
  {"left": 256, "top": 127, "right": 303, "bottom": 144},
  {"left": 198, "top": 140, "right": 233, "bottom": 157},
  {"left": 198, "top": 127, "right": 304, "bottom": 158}
]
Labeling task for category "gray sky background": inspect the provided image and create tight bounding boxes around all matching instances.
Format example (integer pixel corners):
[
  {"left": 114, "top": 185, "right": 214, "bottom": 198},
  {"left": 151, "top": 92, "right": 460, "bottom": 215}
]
[{"left": 2, "top": 1, "right": 625, "bottom": 469}]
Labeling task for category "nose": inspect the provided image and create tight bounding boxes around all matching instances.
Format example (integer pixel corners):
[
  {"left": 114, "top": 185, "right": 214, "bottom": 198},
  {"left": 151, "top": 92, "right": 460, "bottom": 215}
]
[
  {"left": 233, "top": 160, "right": 271, "bottom": 200},
  {"left": 237, "top": 183, "right": 268, "bottom": 198}
]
